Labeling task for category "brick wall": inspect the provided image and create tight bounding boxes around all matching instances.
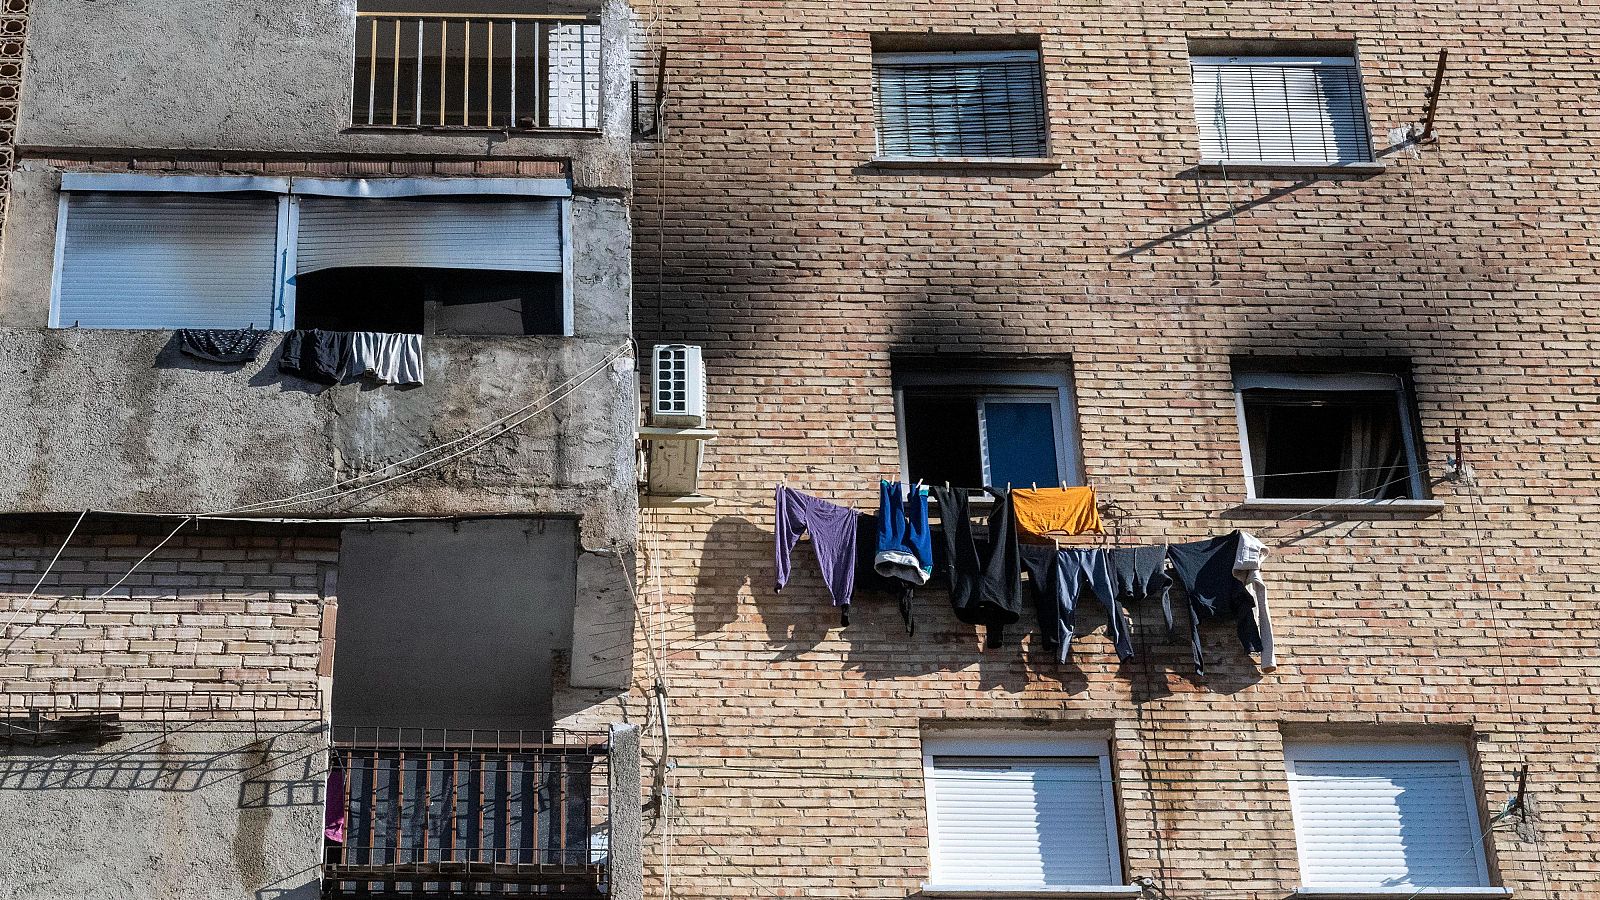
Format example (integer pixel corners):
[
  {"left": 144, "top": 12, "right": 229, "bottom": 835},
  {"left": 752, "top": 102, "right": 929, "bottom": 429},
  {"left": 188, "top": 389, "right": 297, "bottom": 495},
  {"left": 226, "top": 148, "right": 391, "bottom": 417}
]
[
  {"left": 630, "top": 1, "right": 1600, "bottom": 898},
  {"left": 0, "top": 520, "right": 337, "bottom": 721}
]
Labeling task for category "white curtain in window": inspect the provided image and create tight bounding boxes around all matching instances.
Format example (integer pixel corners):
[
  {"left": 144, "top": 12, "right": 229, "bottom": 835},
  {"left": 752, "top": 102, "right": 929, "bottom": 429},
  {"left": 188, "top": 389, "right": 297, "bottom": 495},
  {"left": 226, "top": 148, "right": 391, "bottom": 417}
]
[{"left": 1191, "top": 56, "right": 1373, "bottom": 165}]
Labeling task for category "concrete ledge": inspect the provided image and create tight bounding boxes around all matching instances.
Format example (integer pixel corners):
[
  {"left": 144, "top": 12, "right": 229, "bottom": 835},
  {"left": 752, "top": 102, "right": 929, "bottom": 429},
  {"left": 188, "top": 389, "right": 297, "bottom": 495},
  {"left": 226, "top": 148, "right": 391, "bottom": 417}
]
[
  {"left": 1292, "top": 883, "right": 1504, "bottom": 890},
  {"left": 1231, "top": 499, "right": 1445, "bottom": 517},
  {"left": 865, "top": 156, "right": 1065, "bottom": 173},
  {"left": 921, "top": 886, "right": 1143, "bottom": 898},
  {"left": 1194, "top": 160, "right": 1388, "bottom": 175}
]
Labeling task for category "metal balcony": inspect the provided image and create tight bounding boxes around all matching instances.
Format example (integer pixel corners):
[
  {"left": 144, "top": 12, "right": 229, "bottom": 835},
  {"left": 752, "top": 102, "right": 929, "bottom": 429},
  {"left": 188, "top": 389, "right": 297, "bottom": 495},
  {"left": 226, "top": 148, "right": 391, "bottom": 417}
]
[
  {"left": 353, "top": 11, "right": 602, "bottom": 131},
  {"left": 324, "top": 727, "right": 611, "bottom": 898}
]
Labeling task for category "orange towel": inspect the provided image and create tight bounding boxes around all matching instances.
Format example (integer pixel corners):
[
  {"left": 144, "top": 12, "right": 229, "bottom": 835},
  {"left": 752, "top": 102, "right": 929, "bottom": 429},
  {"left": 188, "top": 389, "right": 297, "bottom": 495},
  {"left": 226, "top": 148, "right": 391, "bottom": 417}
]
[{"left": 1011, "top": 486, "right": 1103, "bottom": 540}]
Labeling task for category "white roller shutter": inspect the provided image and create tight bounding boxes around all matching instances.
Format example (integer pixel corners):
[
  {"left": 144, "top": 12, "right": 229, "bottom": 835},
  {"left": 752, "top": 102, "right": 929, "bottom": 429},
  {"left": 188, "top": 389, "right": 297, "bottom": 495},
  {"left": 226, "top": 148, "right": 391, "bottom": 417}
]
[
  {"left": 294, "top": 197, "right": 563, "bottom": 274},
  {"left": 874, "top": 50, "right": 1048, "bottom": 158},
  {"left": 54, "top": 192, "right": 280, "bottom": 329},
  {"left": 1190, "top": 56, "right": 1373, "bottom": 165},
  {"left": 926, "top": 754, "right": 1120, "bottom": 889},
  {"left": 1286, "top": 745, "right": 1491, "bottom": 889}
]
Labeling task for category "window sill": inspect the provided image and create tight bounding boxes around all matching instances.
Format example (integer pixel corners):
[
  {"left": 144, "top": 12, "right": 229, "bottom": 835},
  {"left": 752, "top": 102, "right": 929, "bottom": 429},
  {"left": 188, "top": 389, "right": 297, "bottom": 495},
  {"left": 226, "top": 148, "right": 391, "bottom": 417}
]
[
  {"left": 344, "top": 125, "right": 603, "bottom": 138},
  {"left": 1232, "top": 498, "right": 1444, "bottom": 517},
  {"left": 1195, "top": 160, "right": 1387, "bottom": 175},
  {"left": 866, "top": 156, "right": 1065, "bottom": 173},
  {"left": 1293, "top": 888, "right": 1511, "bottom": 899},
  {"left": 921, "top": 886, "right": 1142, "bottom": 899}
]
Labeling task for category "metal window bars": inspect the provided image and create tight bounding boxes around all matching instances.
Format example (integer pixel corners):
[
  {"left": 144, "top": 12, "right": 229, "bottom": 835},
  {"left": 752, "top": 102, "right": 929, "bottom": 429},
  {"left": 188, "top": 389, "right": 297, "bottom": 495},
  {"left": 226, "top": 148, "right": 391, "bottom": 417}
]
[
  {"left": 324, "top": 726, "right": 610, "bottom": 898},
  {"left": 353, "top": 11, "right": 601, "bottom": 131}
]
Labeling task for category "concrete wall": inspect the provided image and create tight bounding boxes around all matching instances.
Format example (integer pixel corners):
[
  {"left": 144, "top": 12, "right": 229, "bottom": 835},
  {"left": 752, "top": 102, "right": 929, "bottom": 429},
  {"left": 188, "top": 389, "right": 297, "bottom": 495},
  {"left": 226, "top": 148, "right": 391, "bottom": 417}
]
[
  {"left": 16, "top": 0, "right": 635, "bottom": 190},
  {"left": 332, "top": 518, "right": 577, "bottom": 731},
  {"left": 0, "top": 722, "right": 328, "bottom": 900}
]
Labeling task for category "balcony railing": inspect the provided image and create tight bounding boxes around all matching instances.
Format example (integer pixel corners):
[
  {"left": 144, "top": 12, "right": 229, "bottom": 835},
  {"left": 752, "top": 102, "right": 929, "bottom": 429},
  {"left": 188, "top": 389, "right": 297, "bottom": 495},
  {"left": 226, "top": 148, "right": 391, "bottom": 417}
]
[
  {"left": 354, "top": 11, "right": 602, "bottom": 131},
  {"left": 324, "top": 727, "right": 610, "bottom": 897}
]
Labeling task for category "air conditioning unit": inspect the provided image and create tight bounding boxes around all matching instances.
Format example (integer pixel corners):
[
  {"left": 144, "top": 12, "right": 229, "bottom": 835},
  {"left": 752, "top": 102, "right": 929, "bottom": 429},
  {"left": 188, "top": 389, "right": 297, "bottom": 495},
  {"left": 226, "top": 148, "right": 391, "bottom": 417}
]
[
  {"left": 641, "top": 344, "right": 716, "bottom": 506},
  {"left": 651, "top": 344, "right": 706, "bottom": 427}
]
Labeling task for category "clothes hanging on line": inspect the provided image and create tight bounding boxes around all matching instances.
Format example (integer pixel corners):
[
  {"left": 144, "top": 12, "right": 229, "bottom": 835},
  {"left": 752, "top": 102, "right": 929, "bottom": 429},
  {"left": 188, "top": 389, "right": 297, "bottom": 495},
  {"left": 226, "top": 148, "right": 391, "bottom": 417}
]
[
  {"left": 1165, "top": 530, "right": 1274, "bottom": 676},
  {"left": 280, "top": 329, "right": 350, "bottom": 384},
  {"left": 349, "top": 332, "right": 425, "bottom": 386},
  {"left": 774, "top": 484, "right": 859, "bottom": 624},
  {"left": 874, "top": 480, "right": 933, "bottom": 585},
  {"left": 1011, "top": 485, "right": 1103, "bottom": 541},
  {"left": 324, "top": 761, "right": 347, "bottom": 844},
  {"left": 1043, "top": 548, "right": 1135, "bottom": 664},
  {"left": 1110, "top": 544, "right": 1173, "bottom": 639},
  {"left": 178, "top": 328, "right": 269, "bottom": 364},
  {"left": 854, "top": 512, "right": 916, "bottom": 633},
  {"left": 932, "top": 485, "right": 1022, "bottom": 648}
]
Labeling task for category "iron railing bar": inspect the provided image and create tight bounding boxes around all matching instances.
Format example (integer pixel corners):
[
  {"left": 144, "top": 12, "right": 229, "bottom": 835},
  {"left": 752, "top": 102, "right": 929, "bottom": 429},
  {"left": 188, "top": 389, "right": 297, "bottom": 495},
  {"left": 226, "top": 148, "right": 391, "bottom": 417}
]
[
  {"left": 391, "top": 17, "right": 401, "bottom": 126},
  {"left": 360, "top": 11, "right": 597, "bottom": 21},
  {"left": 509, "top": 21, "right": 517, "bottom": 127},
  {"left": 439, "top": 19, "right": 447, "bottom": 126},
  {"left": 533, "top": 21, "right": 541, "bottom": 128},
  {"left": 393, "top": 743, "right": 405, "bottom": 865},
  {"left": 367, "top": 17, "right": 377, "bottom": 125},
  {"left": 486, "top": 20, "right": 494, "bottom": 127},
  {"left": 367, "top": 746, "right": 380, "bottom": 866},
  {"left": 579, "top": 22, "right": 588, "bottom": 129},
  {"left": 462, "top": 17, "right": 471, "bottom": 127},
  {"left": 414, "top": 18, "right": 423, "bottom": 126}
]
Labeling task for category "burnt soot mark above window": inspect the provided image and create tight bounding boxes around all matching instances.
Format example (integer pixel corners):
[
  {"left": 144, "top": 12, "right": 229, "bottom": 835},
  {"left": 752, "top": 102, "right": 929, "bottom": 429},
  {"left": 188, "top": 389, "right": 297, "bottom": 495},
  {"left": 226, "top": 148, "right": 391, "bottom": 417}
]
[
  {"left": 895, "top": 371, "right": 1081, "bottom": 492},
  {"left": 872, "top": 49, "right": 1049, "bottom": 159},
  {"left": 1189, "top": 44, "right": 1374, "bottom": 166},
  {"left": 1235, "top": 372, "right": 1424, "bottom": 502}
]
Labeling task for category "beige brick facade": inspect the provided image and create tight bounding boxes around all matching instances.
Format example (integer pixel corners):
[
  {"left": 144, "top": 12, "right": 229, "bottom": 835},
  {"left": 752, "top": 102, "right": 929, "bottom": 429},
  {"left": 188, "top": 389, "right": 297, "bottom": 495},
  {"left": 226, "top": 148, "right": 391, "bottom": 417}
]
[{"left": 629, "top": 1, "right": 1600, "bottom": 897}]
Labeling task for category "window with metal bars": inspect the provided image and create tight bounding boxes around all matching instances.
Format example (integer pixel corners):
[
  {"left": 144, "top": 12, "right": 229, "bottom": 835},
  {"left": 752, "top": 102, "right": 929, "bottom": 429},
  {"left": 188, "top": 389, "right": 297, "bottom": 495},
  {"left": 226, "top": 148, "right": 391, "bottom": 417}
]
[
  {"left": 872, "top": 50, "right": 1048, "bottom": 159},
  {"left": 1190, "top": 54, "right": 1374, "bottom": 166}
]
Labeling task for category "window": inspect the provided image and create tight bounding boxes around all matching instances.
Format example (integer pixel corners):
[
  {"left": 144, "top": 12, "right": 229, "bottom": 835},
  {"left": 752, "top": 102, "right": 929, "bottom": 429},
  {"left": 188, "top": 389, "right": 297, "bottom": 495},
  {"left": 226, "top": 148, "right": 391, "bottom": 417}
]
[
  {"left": 895, "top": 371, "right": 1080, "bottom": 491},
  {"left": 1285, "top": 741, "right": 1493, "bottom": 890},
  {"left": 352, "top": 3, "right": 601, "bottom": 130},
  {"left": 922, "top": 732, "right": 1125, "bottom": 891},
  {"left": 50, "top": 174, "right": 571, "bottom": 335},
  {"left": 1189, "top": 45, "right": 1374, "bottom": 166},
  {"left": 52, "top": 192, "right": 284, "bottom": 330},
  {"left": 1235, "top": 372, "right": 1423, "bottom": 502},
  {"left": 872, "top": 48, "right": 1048, "bottom": 159}
]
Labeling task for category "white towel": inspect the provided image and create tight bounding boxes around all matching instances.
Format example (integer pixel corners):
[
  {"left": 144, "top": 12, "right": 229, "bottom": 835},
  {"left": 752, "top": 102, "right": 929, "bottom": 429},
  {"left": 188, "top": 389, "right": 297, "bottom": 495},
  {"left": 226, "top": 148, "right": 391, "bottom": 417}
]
[{"left": 349, "top": 332, "right": 425, "bottom": 386}]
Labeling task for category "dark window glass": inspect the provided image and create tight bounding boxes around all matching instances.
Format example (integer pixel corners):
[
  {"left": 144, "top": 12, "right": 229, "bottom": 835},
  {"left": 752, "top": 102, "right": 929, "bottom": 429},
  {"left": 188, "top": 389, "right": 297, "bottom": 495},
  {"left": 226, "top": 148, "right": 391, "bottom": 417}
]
[
  {"left": 1242, "top": 388, "right": 1413, "bottom": 499},
  {"left": 903, "top": 394, "right": 983, "bottom": 488},
  {"left": 294, "top": 267, "right": 562, "bottom": 335}
]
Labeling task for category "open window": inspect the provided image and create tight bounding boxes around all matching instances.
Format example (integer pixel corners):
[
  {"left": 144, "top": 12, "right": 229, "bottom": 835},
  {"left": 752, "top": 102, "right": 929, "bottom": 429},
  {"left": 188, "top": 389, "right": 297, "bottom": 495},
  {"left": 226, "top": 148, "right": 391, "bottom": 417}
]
[
  {"left": 895, "top": 369, "right": 1081, "bottom": 491},
  {"left": 291, "top": 194, "right": 566, "bottom": 335},
  {"left": 1235, "top": 371, "right": 1424, "bottom": 502},
  {"left": 49, "top": 174, "right": 573, "bottom": 335}
]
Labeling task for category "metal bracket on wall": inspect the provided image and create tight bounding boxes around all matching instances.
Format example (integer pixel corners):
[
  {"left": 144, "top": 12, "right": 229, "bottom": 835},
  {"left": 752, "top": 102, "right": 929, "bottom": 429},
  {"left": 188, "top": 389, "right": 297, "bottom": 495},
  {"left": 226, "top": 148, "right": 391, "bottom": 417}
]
[
  {"left": 634, "top": 47, "right": 670, "bottom": 138},
  {"left": 1415, "top": 49, "right": 1449, "bottom": 143}
]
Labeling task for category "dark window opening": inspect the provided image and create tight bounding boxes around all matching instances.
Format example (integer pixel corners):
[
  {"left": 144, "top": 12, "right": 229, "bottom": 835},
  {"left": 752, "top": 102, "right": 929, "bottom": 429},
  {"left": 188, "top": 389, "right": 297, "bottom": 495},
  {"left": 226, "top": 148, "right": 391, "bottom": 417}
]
[
  {"left": 901, "top": 388, "right": 1064, "bottom": 490},
  {"left": 1242, "top": 388, "right": 1416, "bottom": 500},
  {"left": 294, "top": 267, "right": 563, "bottom": 335}
]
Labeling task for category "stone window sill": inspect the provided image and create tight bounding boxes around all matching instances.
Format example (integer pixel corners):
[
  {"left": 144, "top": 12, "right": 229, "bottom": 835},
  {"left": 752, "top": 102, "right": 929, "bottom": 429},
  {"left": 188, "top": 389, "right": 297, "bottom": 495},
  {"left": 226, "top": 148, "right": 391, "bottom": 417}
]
[
  {"left": 921, "top": 886, "right": 1142, "bottom": 899},
  {"left": 1195, "top": 159, "right": 1387, "bottom": 175},
  {"left": 866, "top": 156, "right": 1065, "bottom": 173},
  {"left": 1293, "top": 888, "right": 1511, "bottom": 900},
  {"left": 1232, "top": 498, "right": 1445, "bottom": 517}
]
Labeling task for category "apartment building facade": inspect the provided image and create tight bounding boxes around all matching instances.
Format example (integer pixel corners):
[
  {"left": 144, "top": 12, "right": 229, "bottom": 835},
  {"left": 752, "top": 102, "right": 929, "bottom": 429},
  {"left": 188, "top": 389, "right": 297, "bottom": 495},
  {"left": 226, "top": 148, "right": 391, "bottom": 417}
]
[
  {"left": 0, "top": 1, "right": 644, "bottom": 899},
  {"left": 631, "top": 2, "right": 1600, "bottom": 900}
]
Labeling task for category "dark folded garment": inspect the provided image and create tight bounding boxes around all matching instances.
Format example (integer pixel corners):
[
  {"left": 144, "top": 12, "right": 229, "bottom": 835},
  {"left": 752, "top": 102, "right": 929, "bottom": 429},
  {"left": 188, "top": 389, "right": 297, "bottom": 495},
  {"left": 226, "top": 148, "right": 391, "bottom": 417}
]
[
  {"left": 178, "top": 328, "right": 269, "bottom": 364},
  {"left": 280, "top": 329, "right": 351, "bottom": 384}
]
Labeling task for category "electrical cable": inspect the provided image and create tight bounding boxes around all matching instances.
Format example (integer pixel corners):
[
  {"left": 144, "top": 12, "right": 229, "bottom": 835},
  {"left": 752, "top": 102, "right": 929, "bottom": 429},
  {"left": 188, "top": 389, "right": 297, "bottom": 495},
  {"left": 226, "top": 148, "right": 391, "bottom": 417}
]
[{"left": 0, "top": 509, "right": 86, "bottom": 648}]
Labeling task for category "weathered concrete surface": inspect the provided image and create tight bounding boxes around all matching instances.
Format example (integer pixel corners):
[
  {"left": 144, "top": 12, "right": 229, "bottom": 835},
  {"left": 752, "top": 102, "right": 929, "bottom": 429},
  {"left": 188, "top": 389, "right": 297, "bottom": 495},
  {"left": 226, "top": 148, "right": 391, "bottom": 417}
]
[
  {"left": 0, "top": 330, "right": 636, "bottom": 537},
  {"left": 17, "top": 0, "right": 636, "bottom": 189},
  {"left": 333, "top": 518, "right": 578, "bottom": 730},
  {"left": 0, "top": 722, "right": 327, "bottom": 900},
  {"left": 608, "top": 723, "right": 644, "bottom": 900}
]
